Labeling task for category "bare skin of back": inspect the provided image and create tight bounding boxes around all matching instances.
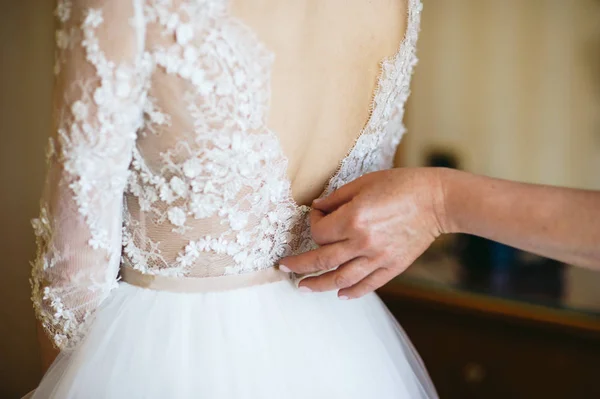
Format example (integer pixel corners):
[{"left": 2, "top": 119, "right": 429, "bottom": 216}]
[{"left": 233, "top": 0, "right": 407, "bottom": 205}]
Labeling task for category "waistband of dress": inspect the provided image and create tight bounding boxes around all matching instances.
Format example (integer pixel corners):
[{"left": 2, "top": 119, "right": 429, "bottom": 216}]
[{"left": 119, "top": 266, "right": 292, "bottom": 293}]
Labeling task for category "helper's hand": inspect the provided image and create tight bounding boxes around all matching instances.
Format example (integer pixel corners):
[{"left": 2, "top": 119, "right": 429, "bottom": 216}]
[{"left": 280, "top": 168, "right": 447, "bottom": 299}]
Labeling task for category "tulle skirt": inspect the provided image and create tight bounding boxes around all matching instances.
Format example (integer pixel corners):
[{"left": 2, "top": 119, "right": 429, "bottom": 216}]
[{"left": 29, "top": 277, "right": 438, "bottom": 398}]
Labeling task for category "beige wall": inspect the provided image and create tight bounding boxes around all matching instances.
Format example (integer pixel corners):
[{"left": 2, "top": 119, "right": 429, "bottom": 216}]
[
  {"left": 403, "top": 0, "right": 600, "bottom": 189},
  {"left": 1, "top": 0, "right": 54, "bottom": 396}
]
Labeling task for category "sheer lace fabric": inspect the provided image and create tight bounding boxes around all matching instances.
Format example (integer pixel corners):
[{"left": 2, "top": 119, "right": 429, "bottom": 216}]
[{"left": 31, "top": 0, "right": 422, "bottom": 350}]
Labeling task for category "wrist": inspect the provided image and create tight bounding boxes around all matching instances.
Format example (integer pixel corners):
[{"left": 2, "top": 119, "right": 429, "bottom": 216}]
[{"left": 432, "top": 167, "right": 465, "bottom": 235}]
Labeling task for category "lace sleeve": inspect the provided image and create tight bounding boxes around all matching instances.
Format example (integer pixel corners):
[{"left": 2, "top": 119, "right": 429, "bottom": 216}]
[{"left": 30, "top": 0, "right": 149, "bottom": 350}]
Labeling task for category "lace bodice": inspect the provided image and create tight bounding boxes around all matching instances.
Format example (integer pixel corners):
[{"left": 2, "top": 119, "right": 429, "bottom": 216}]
[{"left": 31, "top": 0, "right": 422, "bottom": 349}]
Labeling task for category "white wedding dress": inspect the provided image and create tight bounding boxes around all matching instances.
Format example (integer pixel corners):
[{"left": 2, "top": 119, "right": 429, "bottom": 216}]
[{"left": 28, "top": 0, "right": 437, "bottom": 397}]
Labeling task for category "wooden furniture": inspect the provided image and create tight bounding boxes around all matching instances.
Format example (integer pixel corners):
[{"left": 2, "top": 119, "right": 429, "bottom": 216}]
[{"left": 378, "top": 258, "right": 600, "bottom": 399}]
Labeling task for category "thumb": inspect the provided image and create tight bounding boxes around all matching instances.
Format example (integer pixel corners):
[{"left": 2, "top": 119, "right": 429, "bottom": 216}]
[{"left": 312, "top": 180, "right": 361, "bottom": 213}]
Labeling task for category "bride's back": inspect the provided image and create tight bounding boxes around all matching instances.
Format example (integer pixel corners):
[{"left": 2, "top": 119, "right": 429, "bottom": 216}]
[{"left": 116, "top": 0, "right": 418, "bottom": 277}]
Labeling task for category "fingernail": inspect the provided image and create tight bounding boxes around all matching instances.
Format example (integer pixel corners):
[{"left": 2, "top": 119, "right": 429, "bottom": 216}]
[
  {"left": 298, "top": 286, "right": 312, "bottom": 293},
  {"left": 279, "top": 265, "right": 291, "bottom": 273},
  {"left": 312, "top": 197, "right": 322, "bottom": 204},
  {"left": 339, "top": 295, "right": 349, "bottom": 300}
]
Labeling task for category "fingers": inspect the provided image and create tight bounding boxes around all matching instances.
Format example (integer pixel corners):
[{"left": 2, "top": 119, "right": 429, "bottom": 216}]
[
  {"left": 298, "top": 257, "right": 373, "bottom": 292},
  {"left": 337, "top": 267, "right": 397, "bottom": 299},
  {"left": 279, "top": 240, "right": 356, "bottom": 275},
  {"left": 309, "top": 208, "right": 327, "bottom": 242},
  {"left": 312, "top": 179, "right": 361, "bottom": 214},
  {"left": 309, "top": 205, "right": 353, "bottom": 245}
]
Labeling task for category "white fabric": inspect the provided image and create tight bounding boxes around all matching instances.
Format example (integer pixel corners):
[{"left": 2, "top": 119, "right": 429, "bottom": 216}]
[
  {"left": 32, "top": 281, "right": 436, "bottom": 399},
  {"left": 29, "top": 0, "right": 435, "bottom": 397}
]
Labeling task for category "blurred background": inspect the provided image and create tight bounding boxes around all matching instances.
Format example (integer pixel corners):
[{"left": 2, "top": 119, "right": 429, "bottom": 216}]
[
  {"left": 386, "top": 0, "right": 600, "bottom": 398},
  {"left": 396, "top": 0, "right": 600, "bottom": 313},
  {"left": 1, "top": 0, "right": 599, "bottom": 398}
]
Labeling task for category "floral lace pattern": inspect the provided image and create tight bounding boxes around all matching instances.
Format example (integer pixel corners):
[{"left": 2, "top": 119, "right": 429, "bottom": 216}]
[{"left": 31, "top": 0, "right": 422, "bottom": 349}]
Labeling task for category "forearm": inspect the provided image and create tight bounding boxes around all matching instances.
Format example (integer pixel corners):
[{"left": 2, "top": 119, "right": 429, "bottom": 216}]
[{"left": 440, "top": 169, "right": 600, "bottom": 269}]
